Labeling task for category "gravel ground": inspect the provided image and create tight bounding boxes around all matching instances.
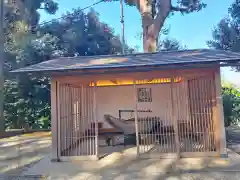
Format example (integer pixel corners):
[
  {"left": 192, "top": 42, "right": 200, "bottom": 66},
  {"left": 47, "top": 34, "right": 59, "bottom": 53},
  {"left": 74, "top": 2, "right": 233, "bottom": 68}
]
[
  {"left": 158, "top": 172, "right": 240, "bottom": 180},
  {"left": 54, "top": 171, "right": 240, "bottom": 180},
  {"left": 2, "top": 172, "right": 240, "bottom": 180},
  {"left": 2, "top": 129, "right": 240, "bottom": 180}
]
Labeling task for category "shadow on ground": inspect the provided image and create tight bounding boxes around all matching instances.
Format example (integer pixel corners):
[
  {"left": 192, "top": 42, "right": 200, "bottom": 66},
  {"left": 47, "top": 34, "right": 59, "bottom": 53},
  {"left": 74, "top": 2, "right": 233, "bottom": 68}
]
[
  {"left": 0, "top": 132, "right": 51, "bottom": 178},
  {"left": 2, "top": 130, "right": 240, "bottom": 179},
  {"left": 18, "top": 147, "right": 240, "bottom": 180}
]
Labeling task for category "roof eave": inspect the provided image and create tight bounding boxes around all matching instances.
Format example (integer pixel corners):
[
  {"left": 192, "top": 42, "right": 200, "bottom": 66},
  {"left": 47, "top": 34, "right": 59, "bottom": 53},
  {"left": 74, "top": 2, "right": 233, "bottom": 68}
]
[
  {"left": 10, "top": 58, "right": 240, "bottom": 76},
  {"left": 11, "top": 62, "right": 221, "bottom": 77}
]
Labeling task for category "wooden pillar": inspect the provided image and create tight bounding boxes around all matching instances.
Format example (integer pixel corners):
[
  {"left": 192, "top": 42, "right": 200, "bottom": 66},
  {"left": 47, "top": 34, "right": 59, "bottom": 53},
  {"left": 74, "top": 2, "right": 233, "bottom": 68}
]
[
  {"left": 93, "top": 81, "right": 98, "bottom": 159},
  {"left": 133, "top": 80, "right": 140, "bottom": 157},
  {"left": 51, "top": 80, "right": 60, "bottom": 161},
  {"left": 214, "top": 68, "right": 227, "bottom": 157},
  {"left": 170, "top": 78, "right": 180, "bottom": 157}
]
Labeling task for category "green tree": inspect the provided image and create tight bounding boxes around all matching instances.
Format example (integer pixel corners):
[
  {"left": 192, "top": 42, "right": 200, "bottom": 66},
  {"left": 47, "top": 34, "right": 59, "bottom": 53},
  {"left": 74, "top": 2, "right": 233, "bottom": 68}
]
[
  {"left": 222, "top": 85, "right": 240, "bottom": 126},
  {"left": 5, "top": 0, "right": 58, "bottom": 27},
  {"left": 119, "top": 0, "right": 206, "bottom": 52},
  {"left": 40, "top": 8, "right": 125, "bottom": 56},
  {"left": 4, "top": 8, "right": 131, "bottom": 130},
  {"left": 1, "top": 0, "right": 59, "bottom": 131},
  {"left": 4, "top": 28, "right": 59, "bottom": 129},
  {"left": 208, "top": 0, "right": 240, "bottom": 71},
  {"left": 158, "top": 38, "right": 185, "bottom": 51}
]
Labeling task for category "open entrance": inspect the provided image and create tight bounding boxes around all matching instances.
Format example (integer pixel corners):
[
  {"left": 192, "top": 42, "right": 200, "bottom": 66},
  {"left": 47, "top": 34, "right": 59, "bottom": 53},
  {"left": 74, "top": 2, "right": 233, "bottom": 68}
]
[{"left": 56, "top": 74, "right": 218, "bottom": 160}]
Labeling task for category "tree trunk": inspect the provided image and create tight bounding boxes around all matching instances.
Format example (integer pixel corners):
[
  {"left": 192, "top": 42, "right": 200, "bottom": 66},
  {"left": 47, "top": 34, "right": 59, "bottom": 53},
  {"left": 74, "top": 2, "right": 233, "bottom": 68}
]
[
  {"left": 143, "top": 23, "right": 158, "bottom": 52},
  {"left": 138, "top": 0, "right": 171, "bottom": 52}
]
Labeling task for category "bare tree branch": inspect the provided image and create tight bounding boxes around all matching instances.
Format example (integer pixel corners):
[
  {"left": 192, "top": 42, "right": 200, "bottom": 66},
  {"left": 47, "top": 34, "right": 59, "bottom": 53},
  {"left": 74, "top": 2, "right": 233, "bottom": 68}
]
[{"left": 153, "top": 0, "right": 171, "bottom": 37}]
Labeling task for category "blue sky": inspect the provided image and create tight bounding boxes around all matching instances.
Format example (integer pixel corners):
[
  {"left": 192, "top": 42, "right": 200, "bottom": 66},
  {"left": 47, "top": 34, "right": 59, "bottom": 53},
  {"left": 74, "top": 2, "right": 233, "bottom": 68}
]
[{"left": 40, "top": 0, "right": 240, "bottom": 86}]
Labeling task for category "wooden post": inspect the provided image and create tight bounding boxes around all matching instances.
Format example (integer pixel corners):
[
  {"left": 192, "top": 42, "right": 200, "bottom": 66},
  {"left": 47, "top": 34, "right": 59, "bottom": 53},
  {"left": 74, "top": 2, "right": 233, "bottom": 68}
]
[
  {"left": 170, "top": 78, "right": 180, "bottom": 157},
  {"left": 214, "top": 68, "right": 227, "bottom": 157},
  {"left": 133, "top": 80, "right": 140, "bottom": 157},
  {"left": 51, "top": 80, "right": 60, "bottom": 161},
  {"left": 93, "top": 81, "right": 98, "bottom": 159}
]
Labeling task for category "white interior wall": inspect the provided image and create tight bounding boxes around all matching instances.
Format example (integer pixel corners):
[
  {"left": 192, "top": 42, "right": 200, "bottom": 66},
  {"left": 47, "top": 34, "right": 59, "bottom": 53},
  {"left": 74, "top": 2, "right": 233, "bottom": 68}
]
[{"left": 96, "top": 83, "right": 189, "bottom": 128}]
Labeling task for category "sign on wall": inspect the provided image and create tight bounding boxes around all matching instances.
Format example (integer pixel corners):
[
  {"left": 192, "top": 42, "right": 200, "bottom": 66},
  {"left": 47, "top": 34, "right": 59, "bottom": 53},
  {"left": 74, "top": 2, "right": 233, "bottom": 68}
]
[{"left": 137, "top": 88, "right": 152, "bottom": 102}]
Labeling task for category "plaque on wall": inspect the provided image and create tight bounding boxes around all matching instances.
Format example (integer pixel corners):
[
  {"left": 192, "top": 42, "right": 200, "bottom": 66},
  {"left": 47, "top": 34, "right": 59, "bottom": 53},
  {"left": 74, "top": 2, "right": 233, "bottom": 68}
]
[{"left": 137, "top": 88, "right": 152, "bottom": 102}]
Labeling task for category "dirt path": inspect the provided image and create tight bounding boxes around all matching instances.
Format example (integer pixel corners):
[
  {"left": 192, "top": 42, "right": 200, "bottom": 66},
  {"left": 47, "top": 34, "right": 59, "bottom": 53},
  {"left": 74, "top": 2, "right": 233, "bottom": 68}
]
[{"left": 0, "top": 132, "right": 51, "bottom": 178}]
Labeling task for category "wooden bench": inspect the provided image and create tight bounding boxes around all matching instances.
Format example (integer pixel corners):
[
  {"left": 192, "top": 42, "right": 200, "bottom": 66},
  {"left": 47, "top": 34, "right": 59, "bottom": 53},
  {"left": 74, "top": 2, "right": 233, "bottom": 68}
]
[{"left": 99, "top": 128, "right": 124, "bottom": 146}]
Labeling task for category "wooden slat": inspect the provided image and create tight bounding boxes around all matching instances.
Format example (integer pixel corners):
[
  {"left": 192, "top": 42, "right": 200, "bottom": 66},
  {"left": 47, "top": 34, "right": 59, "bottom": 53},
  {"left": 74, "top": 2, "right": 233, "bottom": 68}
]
[{"left": 133, "top": 80, "right": 140, "bottom": 157}]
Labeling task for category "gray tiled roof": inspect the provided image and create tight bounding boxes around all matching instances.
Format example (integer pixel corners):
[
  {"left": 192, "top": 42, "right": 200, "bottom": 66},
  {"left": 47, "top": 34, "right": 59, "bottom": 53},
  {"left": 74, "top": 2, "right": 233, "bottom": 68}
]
[{"left": 11, "top": 49, "right": 240, "bottom": 73}]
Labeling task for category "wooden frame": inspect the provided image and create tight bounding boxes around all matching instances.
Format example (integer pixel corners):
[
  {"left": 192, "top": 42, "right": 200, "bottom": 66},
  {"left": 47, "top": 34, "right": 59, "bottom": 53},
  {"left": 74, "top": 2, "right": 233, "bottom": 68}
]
[{"left": 50, "top": 66, "right": 227, "bottom": 161}]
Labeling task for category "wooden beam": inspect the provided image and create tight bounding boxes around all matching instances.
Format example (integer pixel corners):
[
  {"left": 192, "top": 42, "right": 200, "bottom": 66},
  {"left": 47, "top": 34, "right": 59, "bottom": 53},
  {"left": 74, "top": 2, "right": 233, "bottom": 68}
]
[
  {"left": 49, "top": 63, "right": 219, "bottom": 77},
  {"left": 54, "top": 67, "right": 218, "bottom": 85}
]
